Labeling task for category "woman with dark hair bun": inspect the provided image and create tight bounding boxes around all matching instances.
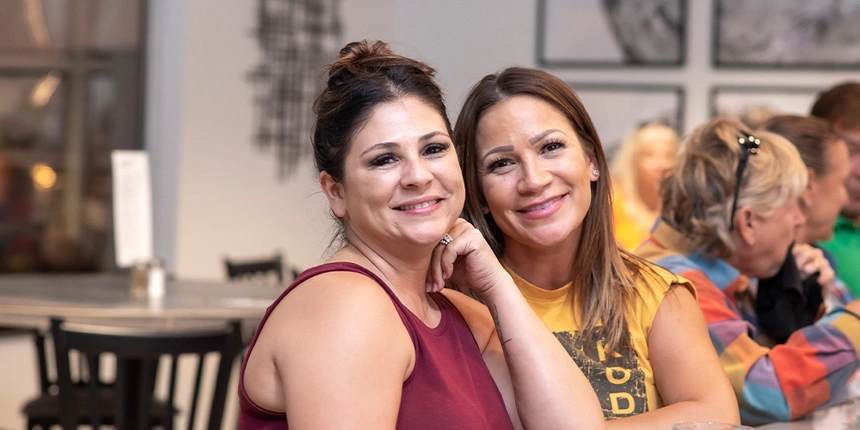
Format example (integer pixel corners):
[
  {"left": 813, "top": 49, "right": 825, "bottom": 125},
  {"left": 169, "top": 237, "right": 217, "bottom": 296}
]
[
  {"left": 455, "top": 66, "right": 738, "bottom": 428},
  {"left": 238, "top": 41, "right": 603, "bottom": 429}
]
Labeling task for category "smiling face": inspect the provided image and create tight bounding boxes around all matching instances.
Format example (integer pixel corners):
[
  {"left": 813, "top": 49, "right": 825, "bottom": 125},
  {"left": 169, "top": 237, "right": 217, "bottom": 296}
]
[
  {"left": 475, "top": 95, "right": 597, "bottom": 255},
  {"left": 322, "top": 96, "right": 464, "bottom": 250}
]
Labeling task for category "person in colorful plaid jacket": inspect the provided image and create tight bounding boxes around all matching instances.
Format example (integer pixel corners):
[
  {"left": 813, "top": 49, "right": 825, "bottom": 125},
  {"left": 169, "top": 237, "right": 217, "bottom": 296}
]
[{"left": 636, "top": 115, "right": 860, "bottom": 426}]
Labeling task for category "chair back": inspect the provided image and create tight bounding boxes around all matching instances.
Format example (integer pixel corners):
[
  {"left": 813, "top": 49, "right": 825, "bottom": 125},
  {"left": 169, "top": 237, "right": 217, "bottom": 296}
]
[
  {"left": 51, "top": 318, "right": 242, "bottom": 430},
  {"left": 224, "top": 252, "right": 284, "bottom": 284}
]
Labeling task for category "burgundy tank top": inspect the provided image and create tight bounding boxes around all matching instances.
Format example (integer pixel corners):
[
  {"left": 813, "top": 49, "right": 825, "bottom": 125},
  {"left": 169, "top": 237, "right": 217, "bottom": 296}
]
[{"left": 238, "top": 262, "right": 513, "bottom": 429}]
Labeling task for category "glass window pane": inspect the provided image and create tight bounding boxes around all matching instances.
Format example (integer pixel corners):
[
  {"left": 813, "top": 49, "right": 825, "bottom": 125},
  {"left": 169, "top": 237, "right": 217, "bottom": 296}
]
[{"left": 0, "top": 0, "right": 144, "bottom": 273}]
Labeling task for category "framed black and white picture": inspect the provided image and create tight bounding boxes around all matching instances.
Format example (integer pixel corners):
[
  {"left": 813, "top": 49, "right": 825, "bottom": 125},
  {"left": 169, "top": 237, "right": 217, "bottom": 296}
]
[
  {"left": 537, "top": 0, "right": 687, "bottom": 68},
  {"left": 570, "top": 83, "right": 685, "bottom": 160},
  {"left": 713, "top": 0, "right": 860, "bottom": 68},
  {"left": 709, "top": 86, "right": 822, "bottom": 126}
]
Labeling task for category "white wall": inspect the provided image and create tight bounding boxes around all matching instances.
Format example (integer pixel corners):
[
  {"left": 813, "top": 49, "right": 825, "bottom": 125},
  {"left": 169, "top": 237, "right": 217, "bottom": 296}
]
[
  {"left": 151, "top": 0, "right": 860, "bottom": 281},
  {"left": 150, "top": 0, "right": 341, "bottom": 279},
  {"left": 151, "top": 0, "right": 544, "bottom": 280}
]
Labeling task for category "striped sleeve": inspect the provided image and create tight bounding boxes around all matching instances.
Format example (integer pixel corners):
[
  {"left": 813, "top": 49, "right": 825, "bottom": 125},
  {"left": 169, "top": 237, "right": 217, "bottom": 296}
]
[{"left": 638, "top": 241, "right": 860, "bottom": 426}]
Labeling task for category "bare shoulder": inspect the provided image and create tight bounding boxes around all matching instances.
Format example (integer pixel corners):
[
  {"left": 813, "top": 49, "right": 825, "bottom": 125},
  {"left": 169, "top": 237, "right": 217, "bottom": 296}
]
[
  {"left": 662, "top": 282, "right": 698, "bottom": 309},
  {"left": 244, "top": 269, "right": 414, "bottom": 412},
  {"left": 650, "top": 281, "right": 705, "bottom": 342},
  {"left": 440, "top": 288, "right": 496, "bottom": 352},
  {"left": 264, "top": 270, "right": 409, "bottom": 349}
]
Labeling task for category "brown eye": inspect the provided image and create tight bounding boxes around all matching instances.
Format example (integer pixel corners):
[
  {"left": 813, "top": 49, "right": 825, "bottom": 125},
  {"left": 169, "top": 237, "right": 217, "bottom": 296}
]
[
  {"left": 487, "top": 158, "right": 514, "bottom": 172},
  {"left": 541, "top": 139, "right": 566, "bottom": 154},
  {"left": 370, "top": 153, "right": 397, "bottom": 167},
  {"left": 423, "top": 142, "right": 450, "bottom": 156}
]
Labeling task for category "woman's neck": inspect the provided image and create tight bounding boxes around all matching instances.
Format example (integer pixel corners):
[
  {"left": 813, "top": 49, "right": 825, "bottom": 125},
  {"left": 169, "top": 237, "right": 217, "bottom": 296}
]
[
  {"left": 502, "top": 239, "right": 577, "bottom": 291},
  {"left": 332, "top": 237, "right": 437, "bottom": 320}
]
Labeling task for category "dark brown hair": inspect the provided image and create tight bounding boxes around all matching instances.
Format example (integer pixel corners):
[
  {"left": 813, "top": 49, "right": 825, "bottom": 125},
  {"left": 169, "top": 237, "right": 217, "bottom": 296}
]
[
  {"left": 312, "top": 40, "right": 450, "bottom": 182},
  {"left": 761, "top": 115, "right": 841, "bottom": 176},
  {"left": 454, "top": 67, "right": 644, "bottom": 354},
  {"left": 311, "top": 40, "right": 450, "bottom": 246},
  {"left": 811, "top": 82, "right": 860, "bottom": 131}
]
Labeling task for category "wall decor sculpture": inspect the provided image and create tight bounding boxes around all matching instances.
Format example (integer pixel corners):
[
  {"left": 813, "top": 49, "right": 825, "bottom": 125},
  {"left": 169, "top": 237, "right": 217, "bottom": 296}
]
[{"left": 248, "top": 0, "right": 341, "bottom": 178}]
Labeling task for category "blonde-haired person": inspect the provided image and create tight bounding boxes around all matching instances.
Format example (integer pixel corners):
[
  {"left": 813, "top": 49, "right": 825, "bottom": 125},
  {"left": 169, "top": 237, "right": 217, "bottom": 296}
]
[
  {"left": 610, "top": 122, "right": 679, "bottom": 250},
  {"left": 636, "top": 115, "right": 860, "bottom": 426},
  {"left": 238, "top": 40, "right": 604, "bottom": 429},
  {"left": 454, "top": 66, "right": 738, "bottom": 428}
]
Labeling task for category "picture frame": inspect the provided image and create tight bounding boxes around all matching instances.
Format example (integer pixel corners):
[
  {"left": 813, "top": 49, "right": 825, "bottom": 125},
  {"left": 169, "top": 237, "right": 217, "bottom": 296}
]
[
  {"left": 537, "top": 0, "right": 687, "bottom": 68},
  {"left": 709, "top": 85, "right": 823, "bottom": 126},
  {"left": 713, "top": 0, "right": 860, "bottom": 69},
  {"left": 569, "top": 83, "right": 685, "bottom": 160}
]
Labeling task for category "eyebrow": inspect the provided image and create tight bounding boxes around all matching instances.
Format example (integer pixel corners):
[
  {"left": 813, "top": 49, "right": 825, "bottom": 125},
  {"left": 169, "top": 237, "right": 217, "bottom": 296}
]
[
  {"left": 530, "top": 129, "right": 563, "bottom": 145},
  {"left": 481, "top": 145, "right": 514, "bottom": 163},
  {"left": 359, "top": 131, "right": 451, "bottom": 157},
  {"left": 479, "top": 129, "right": 565, "bottom": 163},
  {"left": 360, "top": 142, "right": 396, "bottom": 157}
]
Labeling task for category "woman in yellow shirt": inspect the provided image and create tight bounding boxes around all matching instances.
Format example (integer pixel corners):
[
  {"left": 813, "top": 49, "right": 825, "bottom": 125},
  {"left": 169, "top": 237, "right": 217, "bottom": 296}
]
[
  {"left": 453, "top": 67, "right": 738, "bottom": 428},
  {"left": 610, "top": 123, "right": 679, "bottom": 250}
]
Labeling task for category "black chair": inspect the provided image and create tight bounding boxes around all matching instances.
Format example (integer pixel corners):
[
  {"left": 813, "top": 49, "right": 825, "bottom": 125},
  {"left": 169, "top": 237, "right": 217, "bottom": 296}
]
[
  {"left": 20, "top": 328, "right": 64, "bottom": 430},
  {"left": 41, "top": 318, "right": 242, "bottom": 430},
  {"left": 224, "top": 252, "right": 285, "bottom": 284}
]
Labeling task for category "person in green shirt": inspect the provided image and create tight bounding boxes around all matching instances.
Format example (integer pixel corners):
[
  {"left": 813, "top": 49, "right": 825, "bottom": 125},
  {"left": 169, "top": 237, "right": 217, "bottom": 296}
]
[{"left": 811, "top": 82, "right": 860, "bottom": 297}]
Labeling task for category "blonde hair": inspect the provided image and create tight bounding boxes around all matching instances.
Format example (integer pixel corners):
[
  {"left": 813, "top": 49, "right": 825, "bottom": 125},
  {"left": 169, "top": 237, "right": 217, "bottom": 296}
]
[
  {"left": 660, "top": 116, "right": 807, "bottom": 257},
  {"left": 610, "top": 122, "right": 679, "bottom": 201}
]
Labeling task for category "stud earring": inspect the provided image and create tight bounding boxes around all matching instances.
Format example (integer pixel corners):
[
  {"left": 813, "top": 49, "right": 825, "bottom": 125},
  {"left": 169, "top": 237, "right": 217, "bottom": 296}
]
[{"left": 592, "top": 169, "right": 599, "bottom": 177}]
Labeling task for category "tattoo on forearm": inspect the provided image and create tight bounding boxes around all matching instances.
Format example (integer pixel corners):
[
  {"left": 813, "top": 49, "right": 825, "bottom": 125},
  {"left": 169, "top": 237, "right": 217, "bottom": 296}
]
[{"left": 492, "top": 304, "right": 512, "bottom": 352}]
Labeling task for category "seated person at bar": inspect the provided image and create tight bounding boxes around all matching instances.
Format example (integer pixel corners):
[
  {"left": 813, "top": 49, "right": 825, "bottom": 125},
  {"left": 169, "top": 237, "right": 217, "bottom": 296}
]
[
  {"left": 454, "top": 66, "right": 738, "bottom": 428},
  {"left": 811, "top": 82, "right": 860, "bottom": 298},
  {"left": 761, "top": 115, "right": 854, "bottom": 315},
  {"left": 636, "top": 115, "right": 860, "bottom": 426},
  {"left": 238, "top": 40, "right": 604, "bottom": 429},
  {"left": 610, "top": 122, "right": 680, "bottom": 250}
]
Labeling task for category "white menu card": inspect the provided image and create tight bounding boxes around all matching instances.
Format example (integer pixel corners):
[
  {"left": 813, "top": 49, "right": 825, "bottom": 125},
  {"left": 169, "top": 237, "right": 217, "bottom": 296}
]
[{"left": 111, "top": 150, "right": 154, "bottom": 268}]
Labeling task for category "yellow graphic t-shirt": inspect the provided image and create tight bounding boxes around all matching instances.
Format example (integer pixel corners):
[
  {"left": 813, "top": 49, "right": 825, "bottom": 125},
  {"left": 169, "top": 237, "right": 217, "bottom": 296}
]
[{"left": 505, "top": 262, "right": 695, "bottom": 420}]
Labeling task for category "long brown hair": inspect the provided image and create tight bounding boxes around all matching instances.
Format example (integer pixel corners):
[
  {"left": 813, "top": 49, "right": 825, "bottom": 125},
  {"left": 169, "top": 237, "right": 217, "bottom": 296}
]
[{"left": 454, "top": 67, "right": 643, "bottom": 354}]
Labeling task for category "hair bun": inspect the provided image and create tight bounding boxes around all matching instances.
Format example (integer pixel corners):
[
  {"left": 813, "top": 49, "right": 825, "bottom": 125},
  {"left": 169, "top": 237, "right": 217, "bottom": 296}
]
[
  {"left": 338, "top": 40, "right": 393, "bottom": 62},
  {"left": 326, "top": 40, "right": 435, "bottom": 88},
  {"left": 327, "top": 40, "right": 392, "bottom": 84}
]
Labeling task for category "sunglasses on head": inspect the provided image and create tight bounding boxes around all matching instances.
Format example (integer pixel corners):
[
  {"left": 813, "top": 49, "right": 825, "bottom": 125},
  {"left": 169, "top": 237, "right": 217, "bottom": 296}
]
[{"left": 729, "top": 133, "right": 761, "bottom": 231}]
